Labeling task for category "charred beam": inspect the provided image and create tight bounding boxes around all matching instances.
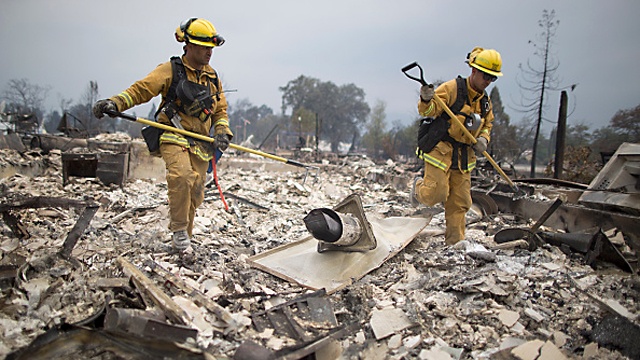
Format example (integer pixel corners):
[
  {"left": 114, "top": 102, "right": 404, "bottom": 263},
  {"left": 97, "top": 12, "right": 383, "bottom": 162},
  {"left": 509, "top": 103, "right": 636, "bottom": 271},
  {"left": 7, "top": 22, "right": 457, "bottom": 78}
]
[
  {"left": 1, "top": 211, "right": 29, "bottom": 239},
  {"left": 104, "top": 307, "right": 198, "bottom": 343},
  {"left": 145, "top": 260, "right": 237, "bottom": 330},
  {"left": 116, "top": 257, "right": 192, "bottom": 326},
  {"left": 58, "top": 205, "right": 99, "bottom": 259},
  {"left": 0, "top": 195, "right": 95, "bottom": 212}
]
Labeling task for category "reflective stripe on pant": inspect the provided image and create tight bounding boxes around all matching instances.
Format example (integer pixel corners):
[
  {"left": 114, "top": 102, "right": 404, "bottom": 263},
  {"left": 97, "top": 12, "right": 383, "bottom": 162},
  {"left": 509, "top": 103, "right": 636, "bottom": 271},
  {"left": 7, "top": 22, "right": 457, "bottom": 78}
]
[
  {"left": 160, "top": 143, "right": 209, "bottom": 235},
  {"left": 415, "top": 161, "right": 472, "bottom": 245}
]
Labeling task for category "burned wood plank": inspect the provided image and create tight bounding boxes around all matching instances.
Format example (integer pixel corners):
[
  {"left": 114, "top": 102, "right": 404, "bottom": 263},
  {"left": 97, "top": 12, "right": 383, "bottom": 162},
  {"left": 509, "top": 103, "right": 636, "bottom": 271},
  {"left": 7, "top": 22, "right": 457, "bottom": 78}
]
[
  {"left": 0, "top": 195, "right": 96, "bottom": 212},
  {"left": 109, "top": 205, "right": 159, "bottom": 225},
  {"left": 1, "top": 195, "right": 99, "bottom": 242},
  {"left": 1, "top": 210, "right": 29, "bottom": 238},
  {"left": 58, "top": 205, "right": 99, "bottom": 259},
  {"left": 5, "top": 323, "right": 206, "bottom": 359},
  {"left": 88, "top": 278, "right": 132, "bottom": 290},
  {"left": 104, "top": 307, "right": 198, "bottom": 343},
  {"left": 145, "top": 260, "right": 237, "bottom": 330},
  {"left": 116, "top": 257, "right": 191, "bottom": 326},
  {"left": 0, "top": 264, "right": 18, "bottom": 290},
  {"left": 568, "top": 275, "right": 638, "bottom": 320}
]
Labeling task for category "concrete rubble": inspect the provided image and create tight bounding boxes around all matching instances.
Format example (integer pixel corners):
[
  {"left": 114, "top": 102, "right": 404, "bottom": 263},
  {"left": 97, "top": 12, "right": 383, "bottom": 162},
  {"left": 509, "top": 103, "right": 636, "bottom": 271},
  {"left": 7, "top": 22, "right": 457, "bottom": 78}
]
[{"left": 0, "top": 135, "right": 639, "bottom": 359}]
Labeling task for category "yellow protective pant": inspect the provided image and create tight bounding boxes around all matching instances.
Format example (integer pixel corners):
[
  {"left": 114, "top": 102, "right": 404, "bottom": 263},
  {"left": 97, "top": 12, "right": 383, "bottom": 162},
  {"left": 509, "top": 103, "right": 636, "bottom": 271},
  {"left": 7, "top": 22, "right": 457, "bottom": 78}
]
[
  {"left": 415, "top": 161, "right": 472, "bottom": 245},
  {"left": 160, "top": 143, "right": 209, "bottom": 236}
]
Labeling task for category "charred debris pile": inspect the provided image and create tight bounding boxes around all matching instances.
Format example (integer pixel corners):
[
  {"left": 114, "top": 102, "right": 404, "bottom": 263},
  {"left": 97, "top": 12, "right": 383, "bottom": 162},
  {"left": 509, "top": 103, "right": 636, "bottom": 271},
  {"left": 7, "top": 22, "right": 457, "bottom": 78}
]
[{"left": 0, "top": 137, "right": 639, "bottom": 360}]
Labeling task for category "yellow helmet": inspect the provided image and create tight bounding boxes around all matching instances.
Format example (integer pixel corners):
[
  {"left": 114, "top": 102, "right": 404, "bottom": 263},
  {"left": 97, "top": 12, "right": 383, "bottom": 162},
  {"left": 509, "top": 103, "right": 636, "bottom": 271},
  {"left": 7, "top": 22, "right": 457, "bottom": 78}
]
[
  {"left": 466, "top": 47, "right": 503, "bottom": 76},
  {"left": 175, "top": 18, "right": 225, "bottom": 47}
]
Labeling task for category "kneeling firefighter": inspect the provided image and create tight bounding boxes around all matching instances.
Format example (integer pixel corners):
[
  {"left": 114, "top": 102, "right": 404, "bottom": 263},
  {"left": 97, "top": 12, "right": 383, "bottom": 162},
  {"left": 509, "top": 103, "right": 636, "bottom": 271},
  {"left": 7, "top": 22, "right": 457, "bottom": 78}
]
[
  {"left": 93, "top": 18, "right": 233, "bottom": 251},
  {"left": 412, "top": 47, "right": 502, "bottom": 245}
]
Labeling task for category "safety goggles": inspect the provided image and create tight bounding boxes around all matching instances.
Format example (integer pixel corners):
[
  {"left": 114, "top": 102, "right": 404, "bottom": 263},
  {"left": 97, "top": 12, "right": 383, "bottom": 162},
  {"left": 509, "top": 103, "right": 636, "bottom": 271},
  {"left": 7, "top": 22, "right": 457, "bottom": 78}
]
[
  {"left": 482, "top": 72, "right": 498, "bottom": 83},
  {"left": 188, "top": 33, "right": 225, "bottom": 47}
]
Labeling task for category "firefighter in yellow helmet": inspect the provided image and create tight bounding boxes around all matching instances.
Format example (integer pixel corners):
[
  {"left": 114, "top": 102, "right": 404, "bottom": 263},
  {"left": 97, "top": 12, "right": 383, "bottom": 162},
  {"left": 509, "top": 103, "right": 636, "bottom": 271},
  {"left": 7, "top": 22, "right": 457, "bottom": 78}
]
[
  {"left": 92, "top": 18, "right": 233, "bottom": 251},
  {"left": 411, "top": 47, "right": 502, "bottom": 245}
]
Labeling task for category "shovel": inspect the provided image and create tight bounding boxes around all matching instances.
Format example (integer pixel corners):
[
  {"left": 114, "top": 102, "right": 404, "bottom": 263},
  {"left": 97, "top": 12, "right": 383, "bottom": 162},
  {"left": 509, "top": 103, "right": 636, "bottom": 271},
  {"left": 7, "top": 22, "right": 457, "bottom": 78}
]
[
  {"left": 401, "top": 62, "right": 527, "bottom": 199},
  {"left": 493, "top": 198, "right": 564, "bottom": 250},
  {"left": 105, "top": 110, "right": 320, "bottom": 183}
]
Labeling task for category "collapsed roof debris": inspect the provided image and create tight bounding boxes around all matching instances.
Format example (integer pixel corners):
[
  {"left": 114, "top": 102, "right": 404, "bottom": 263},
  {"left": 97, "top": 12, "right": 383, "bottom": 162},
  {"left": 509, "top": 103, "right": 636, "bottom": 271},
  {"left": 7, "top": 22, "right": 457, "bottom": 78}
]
[
  {"left": 0, "top": 137, "right": 639, "bottom": 359},
  {"left": 234, "top": 289, "right": 357, "bottom": 360}
]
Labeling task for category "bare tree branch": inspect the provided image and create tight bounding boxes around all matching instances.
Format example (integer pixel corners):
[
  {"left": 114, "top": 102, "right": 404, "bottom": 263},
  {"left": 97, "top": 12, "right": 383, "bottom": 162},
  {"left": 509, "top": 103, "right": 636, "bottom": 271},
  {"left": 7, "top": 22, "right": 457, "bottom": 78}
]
[{"left": 512, "top": 9, "right": 562, "bottom": 177}]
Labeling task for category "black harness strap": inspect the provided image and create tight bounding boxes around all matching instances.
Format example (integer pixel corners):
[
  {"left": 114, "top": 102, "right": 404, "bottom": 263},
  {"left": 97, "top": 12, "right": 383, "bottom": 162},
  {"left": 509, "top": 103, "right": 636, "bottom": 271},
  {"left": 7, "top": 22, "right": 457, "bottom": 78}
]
[
  {"left": 441, "top": 76, "right": 492, "bottom": 171},
  {"left": 167, "top": 57, "right": 187, "bottom": 103},
  {"left": 155, "top": 56, "right": 221, "bottom": 119},
  {"left": 416, "top": 76, "right": 491, "bottom": 171},
  {"left": 441, "top": 76, "right": 470, "bottom": 170},
  {"left": 155, "top": 56, "right": 186, "bottom": 119}
]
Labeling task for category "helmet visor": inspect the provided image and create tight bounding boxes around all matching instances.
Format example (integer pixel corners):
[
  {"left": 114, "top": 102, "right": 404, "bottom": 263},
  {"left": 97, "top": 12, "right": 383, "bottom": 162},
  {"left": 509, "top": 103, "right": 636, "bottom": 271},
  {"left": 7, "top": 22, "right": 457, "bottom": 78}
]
[{"left": 188, "top": 33, "right": 225, "bottom": 47}]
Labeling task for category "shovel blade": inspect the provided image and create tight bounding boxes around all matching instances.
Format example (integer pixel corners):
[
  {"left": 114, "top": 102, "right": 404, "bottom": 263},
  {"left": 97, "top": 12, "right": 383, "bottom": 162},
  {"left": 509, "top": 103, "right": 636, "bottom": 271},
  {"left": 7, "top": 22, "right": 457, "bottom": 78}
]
[{"left": 494, "top": 228, "right": 531, "bottom": 243}]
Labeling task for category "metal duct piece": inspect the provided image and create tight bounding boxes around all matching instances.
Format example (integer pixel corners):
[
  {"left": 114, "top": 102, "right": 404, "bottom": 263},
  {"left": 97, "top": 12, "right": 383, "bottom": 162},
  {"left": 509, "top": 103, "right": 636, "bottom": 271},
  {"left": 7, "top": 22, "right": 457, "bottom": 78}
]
[
  {"left": 303, "top": 208, "right": 362, "bottom": 246},
  {"left": 302, "top": 193, "right": 377, "bottom": 253}
]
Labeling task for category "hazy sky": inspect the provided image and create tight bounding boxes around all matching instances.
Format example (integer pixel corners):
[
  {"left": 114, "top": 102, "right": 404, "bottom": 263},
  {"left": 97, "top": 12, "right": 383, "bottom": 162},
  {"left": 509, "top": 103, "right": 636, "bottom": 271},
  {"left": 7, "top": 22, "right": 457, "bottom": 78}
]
[{"left": 2, "top": 0, "right": 639, "bottom": 135}]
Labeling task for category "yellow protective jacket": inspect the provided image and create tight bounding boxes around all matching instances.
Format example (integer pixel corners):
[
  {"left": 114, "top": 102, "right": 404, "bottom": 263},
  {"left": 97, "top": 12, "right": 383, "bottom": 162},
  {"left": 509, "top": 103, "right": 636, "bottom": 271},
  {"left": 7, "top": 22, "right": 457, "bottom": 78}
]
[
  {"left": 417, "top": 77, "right": 494, "bottom": 172},
  {"left": 109, "top": 55, "right": 233, "bottom": 161}
]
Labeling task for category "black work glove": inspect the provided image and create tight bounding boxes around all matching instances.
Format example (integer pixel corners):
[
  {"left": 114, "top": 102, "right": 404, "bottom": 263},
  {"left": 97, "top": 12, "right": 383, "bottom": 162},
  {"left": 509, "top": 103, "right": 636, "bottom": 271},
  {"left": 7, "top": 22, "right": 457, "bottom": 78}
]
[
  {"left": 92, "top": 99, "right": 117, "bottom": 119},
  {"left": 214, "top": 133, "right": 230, "bottom": 151}
]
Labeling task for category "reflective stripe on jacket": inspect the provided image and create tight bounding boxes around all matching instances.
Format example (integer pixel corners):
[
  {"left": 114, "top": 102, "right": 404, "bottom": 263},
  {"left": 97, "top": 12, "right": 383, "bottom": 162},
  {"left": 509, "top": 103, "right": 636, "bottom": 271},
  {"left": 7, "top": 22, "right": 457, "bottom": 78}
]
[
  {"left": 109, "top": 55, "right": 233, "bottom": 161},
  {"left": 416, "top": 141, "right": 477, "bottom": 173}
]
